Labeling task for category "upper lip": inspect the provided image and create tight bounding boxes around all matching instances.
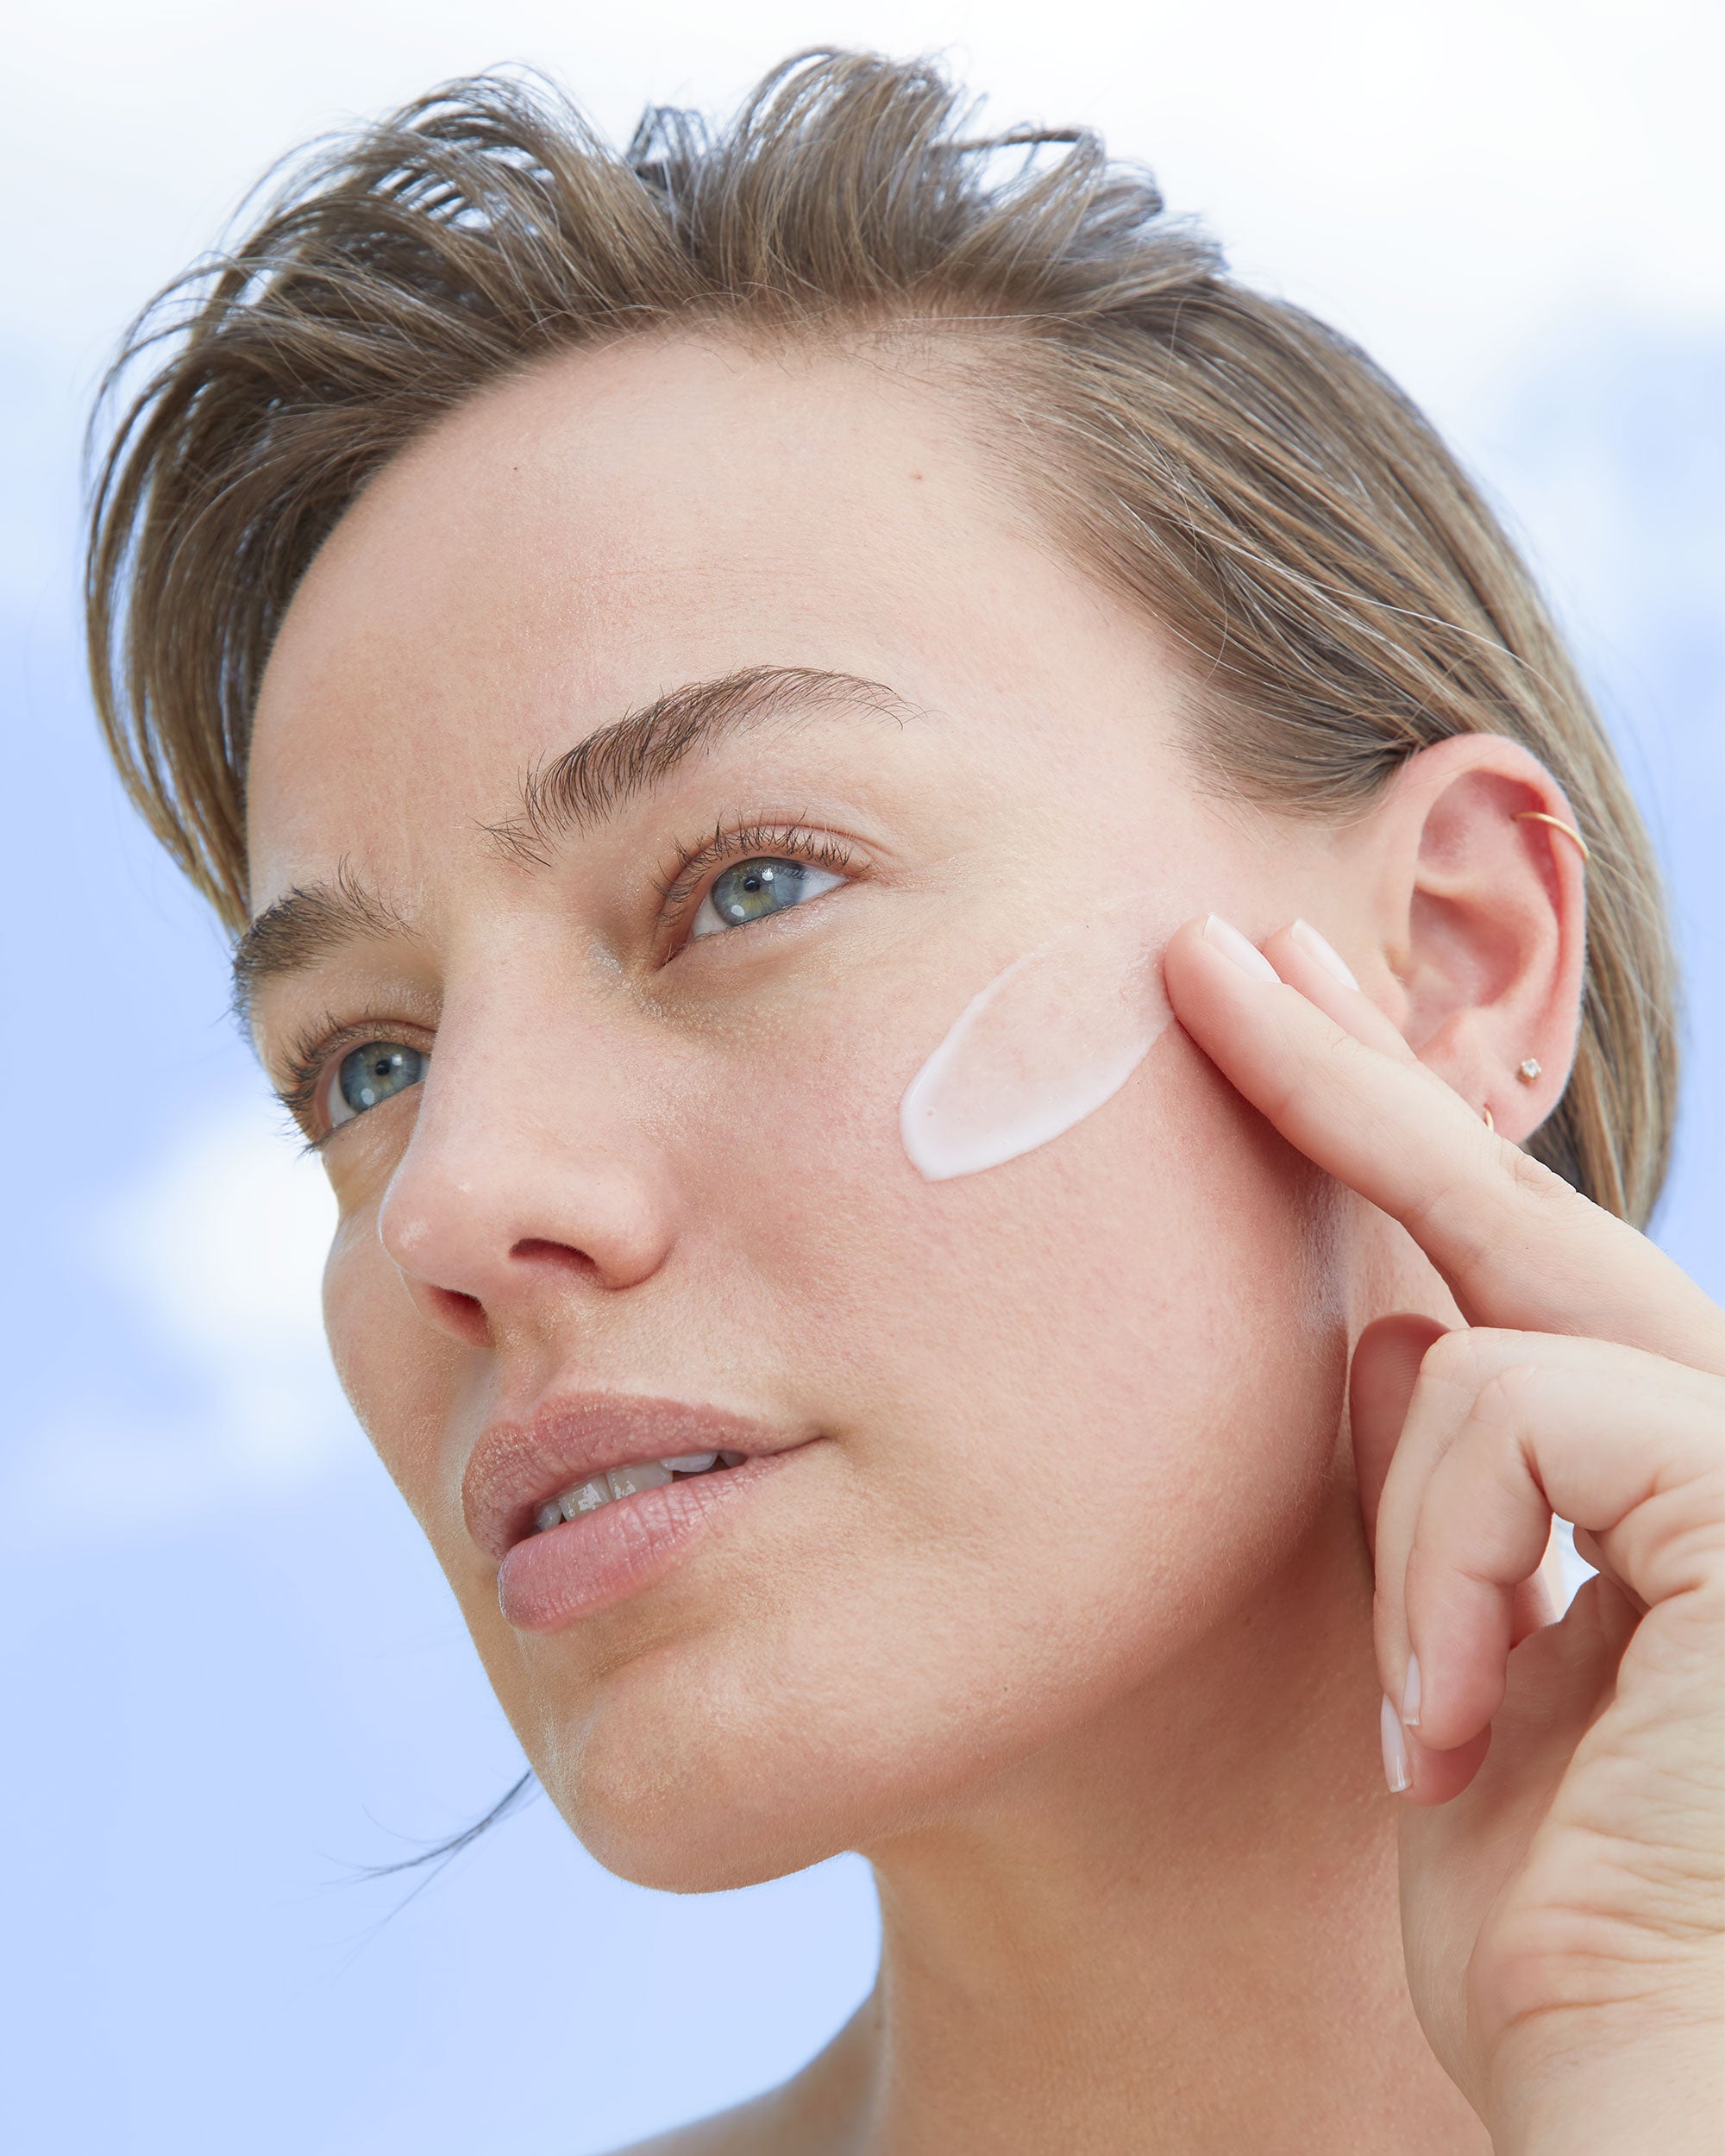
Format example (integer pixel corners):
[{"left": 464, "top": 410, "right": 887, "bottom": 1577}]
[{"left": 463, "top": 1391, "right": 805, "bottom": 1561}]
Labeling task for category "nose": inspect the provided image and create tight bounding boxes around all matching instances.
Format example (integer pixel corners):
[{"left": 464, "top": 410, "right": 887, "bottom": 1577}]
[{"left": 375, "top": 1017, "right": 680, "bottom": 1349}]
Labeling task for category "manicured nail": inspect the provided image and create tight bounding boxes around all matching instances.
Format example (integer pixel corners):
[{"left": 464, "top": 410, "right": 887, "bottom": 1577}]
[
  {"left": 1290, "top": 918, "right": 1360, "bottom": 991},
  {"left": 1202, "top": 913, "right": 1280, "bottom": 984},
  {"left": 1401, "top": 1652, "right": 1421, "bottom": 1729},
  {"left": 1380, "top": 1695, "right": 1411, "bottom": 1794}
]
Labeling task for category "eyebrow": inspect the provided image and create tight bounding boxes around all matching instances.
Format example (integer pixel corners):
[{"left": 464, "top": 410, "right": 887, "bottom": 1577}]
[
  {"left": 484, "top": 663, "right": 914, "bottom": 865},
  {"left": 231, "top": 860, "right": 411, "bottom": 1031},
  {"left": 231, "top": 663, "right": 914, "bottom": 1025}
]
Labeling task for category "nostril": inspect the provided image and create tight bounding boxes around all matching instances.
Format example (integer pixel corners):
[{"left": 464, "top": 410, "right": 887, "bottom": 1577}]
[
  {"left": 511, "top": 1237, "right": 600, "bottom": 1278},
  {"left": 426, "top": 1283, "right": 489, "bottom": 1346}
]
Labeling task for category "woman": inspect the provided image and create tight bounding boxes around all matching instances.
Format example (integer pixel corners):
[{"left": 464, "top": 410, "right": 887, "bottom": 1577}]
[{"left": 87, "top": 51, "right": 1722, "bottom": 2153}]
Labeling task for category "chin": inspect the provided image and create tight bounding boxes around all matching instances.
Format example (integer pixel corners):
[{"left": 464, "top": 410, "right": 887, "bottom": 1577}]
[
  {"left": 536, "top": 1651, "right": 894, "bottom": 1893},
  {"left": 509, "top": 1550, "right": 1174, "bottom": 1894}
]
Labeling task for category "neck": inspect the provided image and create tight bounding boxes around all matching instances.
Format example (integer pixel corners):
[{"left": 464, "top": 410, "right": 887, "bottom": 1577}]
[{"left": 786, "top": 1484, "right": 1490, "bottom": 2155}]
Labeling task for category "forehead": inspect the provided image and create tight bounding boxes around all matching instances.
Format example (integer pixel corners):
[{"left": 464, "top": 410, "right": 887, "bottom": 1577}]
[{"left": 244, "top": 333, "right": 1161, "bottom": 905}]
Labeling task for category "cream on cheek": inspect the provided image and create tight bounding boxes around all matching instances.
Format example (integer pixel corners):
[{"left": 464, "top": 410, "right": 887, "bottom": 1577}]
[{"left": 900, "top": 903, "right": 1175, "bottom": 1181}]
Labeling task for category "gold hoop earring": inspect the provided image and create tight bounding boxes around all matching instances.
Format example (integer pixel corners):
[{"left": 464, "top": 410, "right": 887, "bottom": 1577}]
[{"left": 1514, "top": 810, "right": 1590, "bottom": 862}]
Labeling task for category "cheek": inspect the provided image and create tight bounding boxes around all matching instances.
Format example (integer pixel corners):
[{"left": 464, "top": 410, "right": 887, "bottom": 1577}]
[
  {"left": 689, "top": 952, "right": 1339, "bottom": 1455},
  {"left": 673, "top": 919, "right": 1347, "bottom": 1613},
  {"left": 557, "top": 1025, "right": 1349, "bottom": 1883},
  {"left": 321, "top": 1208, "right": 467, "bottom": 1528},
  {"left": 900, "top": 896, "right": 1171, "bottom": 1180},
  {"left": 682, "top": 994, "right": 1344, "bottom": 1664}
]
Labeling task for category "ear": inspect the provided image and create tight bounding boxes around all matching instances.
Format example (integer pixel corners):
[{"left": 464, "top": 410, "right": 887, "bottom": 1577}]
[{"left": 1340, "top": 734, "right": 1587, "bottom": 1144}]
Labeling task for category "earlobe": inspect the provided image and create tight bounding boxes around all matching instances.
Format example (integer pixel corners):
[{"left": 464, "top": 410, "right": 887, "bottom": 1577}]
[{"left": 1360, "top": 735, "right": 1587, "bottom": 1145}]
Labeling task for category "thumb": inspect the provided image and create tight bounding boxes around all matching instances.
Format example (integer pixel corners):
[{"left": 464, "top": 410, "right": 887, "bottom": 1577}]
[{"left": 1349, "top": 1312, "right": 1448, "bottom": 1557}]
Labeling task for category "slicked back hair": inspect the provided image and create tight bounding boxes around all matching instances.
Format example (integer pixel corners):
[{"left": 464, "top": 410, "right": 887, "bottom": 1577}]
[{"left": 86, "top": 49, "right": 1678, "bottom": 1223}]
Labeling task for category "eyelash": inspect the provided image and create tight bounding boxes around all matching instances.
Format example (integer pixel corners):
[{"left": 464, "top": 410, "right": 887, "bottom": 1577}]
[
  {"left": 275, "top": 1010, "right": 414, "bottom": 1149},
  {"left": 655, "top": 818, "right": 859, "bottom": 925},
  {"left": 273, "top": 820, "right": 862, "bottom": 1144}
]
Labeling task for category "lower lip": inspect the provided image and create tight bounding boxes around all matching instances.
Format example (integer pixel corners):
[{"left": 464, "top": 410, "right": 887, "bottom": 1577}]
[{"left": 495, "top": 1450, "right": 800, "bottom": 1633}]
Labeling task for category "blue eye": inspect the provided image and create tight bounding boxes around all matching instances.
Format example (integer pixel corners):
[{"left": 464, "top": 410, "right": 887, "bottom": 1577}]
[
  {"left": 327, "top": 1041, "right": 428, "bottom": 1128},
  {"left": 691, "top": 856, "right": 847, "bottom": 940}
]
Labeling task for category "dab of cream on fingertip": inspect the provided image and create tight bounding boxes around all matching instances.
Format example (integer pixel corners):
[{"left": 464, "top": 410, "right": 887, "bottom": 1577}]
[{"left": 899, "top": 904, "right": 1173, "bottom": 1182}]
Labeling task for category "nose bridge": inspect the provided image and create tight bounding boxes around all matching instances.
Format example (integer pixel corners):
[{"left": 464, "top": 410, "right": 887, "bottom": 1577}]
[{"left": 378, "top": 962, "right": 679, "bottom": 1313}]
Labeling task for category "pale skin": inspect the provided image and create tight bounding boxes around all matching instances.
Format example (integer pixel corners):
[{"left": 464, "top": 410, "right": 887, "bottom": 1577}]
[{"left": 242, "top": 333, "right": 1723, "bottom": 2153}]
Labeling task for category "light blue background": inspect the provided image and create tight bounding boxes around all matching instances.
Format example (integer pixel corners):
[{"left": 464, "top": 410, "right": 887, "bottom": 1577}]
[{"left": 3, "top": 3, "right": 1719, "bottom": 2150}]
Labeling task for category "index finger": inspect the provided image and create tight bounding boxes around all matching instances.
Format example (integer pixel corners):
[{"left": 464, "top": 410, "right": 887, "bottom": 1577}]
[{"left": 1163, "top": 913, "right": 1725, "bottom": 1374}]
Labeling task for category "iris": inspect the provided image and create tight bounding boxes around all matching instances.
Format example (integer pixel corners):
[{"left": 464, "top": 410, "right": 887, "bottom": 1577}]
[
  {"left": 712, "top": 857, "right": 805, "bottom": 924},
  {"left": 694, "top": 856, "right": 845, "bottom": 938},
  {"left": 333, "top": 1042, "right": 427, "bottom": 1122}
]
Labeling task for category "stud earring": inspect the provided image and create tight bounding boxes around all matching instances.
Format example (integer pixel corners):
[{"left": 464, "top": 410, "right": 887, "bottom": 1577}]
[{"left": 1518, "top": 1058, "right": 1542, "bottom": 1084}]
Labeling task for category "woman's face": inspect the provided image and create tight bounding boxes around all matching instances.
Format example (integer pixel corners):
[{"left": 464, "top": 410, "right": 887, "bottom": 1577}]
[{"left": 246, "top": 335, "right": 1363, "bottom": 1888}]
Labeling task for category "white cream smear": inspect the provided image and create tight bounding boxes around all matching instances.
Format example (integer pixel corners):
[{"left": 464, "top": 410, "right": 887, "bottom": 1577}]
[{"left": 900, "top": 904, "right": 1174, "bottom": 1181}]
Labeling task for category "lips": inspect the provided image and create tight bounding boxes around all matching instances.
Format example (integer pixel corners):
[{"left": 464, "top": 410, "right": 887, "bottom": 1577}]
[{"left": 464, "top": 1393, "right": 812, "bottom": 1633}]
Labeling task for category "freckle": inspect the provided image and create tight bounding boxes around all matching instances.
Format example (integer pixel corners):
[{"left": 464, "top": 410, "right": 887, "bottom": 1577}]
[{"left": 909, "top": 470, "right": 924, "bottom": 481}]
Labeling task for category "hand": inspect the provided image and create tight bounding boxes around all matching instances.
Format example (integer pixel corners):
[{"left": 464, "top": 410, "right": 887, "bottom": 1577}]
[{"left": 1164, "top": 912, "right": 1725, "bottom": 2155}]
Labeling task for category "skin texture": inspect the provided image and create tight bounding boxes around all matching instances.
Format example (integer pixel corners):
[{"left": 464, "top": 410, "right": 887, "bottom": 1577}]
[{"left": 244, "top": 334, "right": 1722, "bottom": 2153}]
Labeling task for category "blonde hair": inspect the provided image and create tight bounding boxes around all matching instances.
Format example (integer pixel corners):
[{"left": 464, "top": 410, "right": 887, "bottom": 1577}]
[{"left": 86, "top": 49, "right": 1678, "bottom": 1221}]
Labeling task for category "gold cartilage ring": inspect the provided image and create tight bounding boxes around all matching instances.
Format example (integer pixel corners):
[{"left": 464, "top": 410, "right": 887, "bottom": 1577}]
[{"left": 1514, "top": 811, "right": 1590, "bottom": 862}]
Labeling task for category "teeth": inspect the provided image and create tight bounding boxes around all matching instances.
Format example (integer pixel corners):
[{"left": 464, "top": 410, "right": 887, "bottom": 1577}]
[
  {"left": 533, "top": 1451, "right": 741, "bottom": 1532},
  {"left": 561, "top": 1476, "right": 612, "bottom": 1520},
  {"left": 606, "top": 1460, "right": 674, "bottom": 1500}
]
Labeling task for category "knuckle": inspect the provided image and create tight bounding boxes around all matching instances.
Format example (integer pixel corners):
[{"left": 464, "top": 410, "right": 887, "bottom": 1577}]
[
  {"left": 1505, "top": 1145, "right": 1582, "bottom": 1212},
  {"left": 1418, "top": 1326, "right": 1551, "bottom": 1404},
  {"left": 1472, "top": 1362, "right": 1550, "bottom": 1431},
  {"left": 1661, "top": 1525, "right": 1725, "bottom": 1602},
  {"left": 1419, "top": 1326, "right": 1480, "bottom": 1384},
  {"left": 1406, "top": 1171, "right": 1499, "bottom": 1278}
]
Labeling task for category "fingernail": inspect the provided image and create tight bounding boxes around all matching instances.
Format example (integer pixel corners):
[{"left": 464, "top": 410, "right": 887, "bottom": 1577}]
[
  {"left": 1401, "top": 1652, "right": 1421, "bottom": 1729},
  {"left": 1202, "top": 913, "right": 1280, "bottom": 984},
  {"left": 1290, "top": 918, "right": 1360, "bottom": 991},
  {"left": 1380, "top": 1695, "right": 1411, "bottom": 1794}
]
